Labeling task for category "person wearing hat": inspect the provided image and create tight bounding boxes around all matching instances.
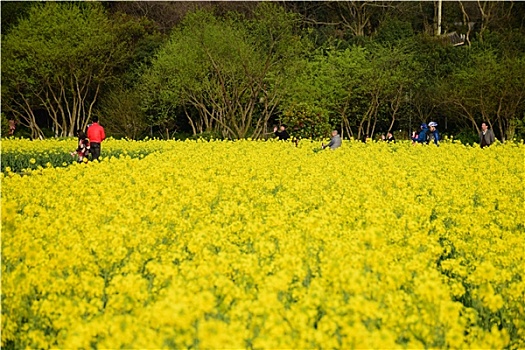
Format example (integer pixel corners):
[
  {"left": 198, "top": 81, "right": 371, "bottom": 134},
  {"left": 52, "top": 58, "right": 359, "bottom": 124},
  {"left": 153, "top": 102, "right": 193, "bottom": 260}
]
[
  {"left": 412, "top": 123, "right": 429, "bottom": 144},
  {"left": 428, "top": 121, "right": 439, "bottom": 145}
]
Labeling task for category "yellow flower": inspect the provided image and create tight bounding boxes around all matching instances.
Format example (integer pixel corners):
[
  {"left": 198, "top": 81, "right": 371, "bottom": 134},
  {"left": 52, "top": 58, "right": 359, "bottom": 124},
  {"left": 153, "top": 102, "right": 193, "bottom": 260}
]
[{"left": 0, "top": 139, "right": 523, "bottom": 348}]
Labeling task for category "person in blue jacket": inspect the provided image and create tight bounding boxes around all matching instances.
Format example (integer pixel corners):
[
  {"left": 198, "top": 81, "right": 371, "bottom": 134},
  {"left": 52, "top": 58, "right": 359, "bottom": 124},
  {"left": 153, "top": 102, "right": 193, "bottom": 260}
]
[
  {"left": 412, "top": 123, "right": 429, "bottom": 144},
  {"left": 428, "top": 121, "right": 440, "bottom": 145}
]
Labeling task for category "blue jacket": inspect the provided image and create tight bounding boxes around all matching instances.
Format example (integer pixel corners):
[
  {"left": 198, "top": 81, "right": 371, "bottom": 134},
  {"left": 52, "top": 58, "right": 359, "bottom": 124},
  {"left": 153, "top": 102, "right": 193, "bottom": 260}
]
[{"left": 412, "top": 127, "right": 428, "bottom": 143}]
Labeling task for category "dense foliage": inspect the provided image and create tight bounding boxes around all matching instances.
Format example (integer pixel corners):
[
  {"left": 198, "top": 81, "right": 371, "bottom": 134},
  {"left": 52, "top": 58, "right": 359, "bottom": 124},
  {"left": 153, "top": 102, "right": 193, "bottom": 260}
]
[
  {"left": 2, "top": 139, "right": 524, "bottom": 348},
  {"left": 1, "top": 2, "right": 161, "bottom": 139},
  {"left": 139, "top": 5, "right": 305, "bottom": 139},
  {"left": 2, "top": 1, "right": 524, "bottom": 141}
]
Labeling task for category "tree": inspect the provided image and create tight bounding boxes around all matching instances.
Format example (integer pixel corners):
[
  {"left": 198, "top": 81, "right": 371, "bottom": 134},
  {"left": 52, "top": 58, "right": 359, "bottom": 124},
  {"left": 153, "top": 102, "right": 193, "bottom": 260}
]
[
  {"left": 294, "top": 1, "right": 395, "bottom": 38},
  {"left": 406, "top": 33, "right": 471, "bottom": 135},
  {"left": 279, "top": 45, "right": 369, "bottom": 139},
  {"left": 140, "top": 4, "right": 306, "bottom": 139},
  {"left": 0, "top": 1, "right": 34, "bottom": 34},
  {"left": 1, "top": 3, "right": 140, "bottom": 138},
  {"left": 97, "top": 87, "right": 149, "bottom": 140},
  {"left": 436, "top": 47, "right": 525, "bottom": 141},
  {"left": 345, "top": 42, "right": 421, "bottom": 139},
  {"left": 94, "top": 12, "right": 165, "bottom": 139},
  {"left": 104, "top": 1, "right": 260, "bottom": 34},
  {"left": 280, "top": 36, "right": 421, "bottom": 140}
]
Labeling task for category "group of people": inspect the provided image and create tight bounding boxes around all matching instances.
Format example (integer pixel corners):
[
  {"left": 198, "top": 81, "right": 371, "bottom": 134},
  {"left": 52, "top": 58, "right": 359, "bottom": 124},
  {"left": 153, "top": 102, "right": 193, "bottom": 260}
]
[
  {"left": 411, "top": 121, "right": 496, "bottom": 148},
  {"left": 273, "top": 125, "right": 342, "bottom": 150},
  {"left": 70, "top": 116, "right": 106, "bottom": 163},
  {"left": 273, "top": 121, "right": 497, "bottom": 149},
  {"left": 411, "top": 121, "right": 440, "bottom": 145}
]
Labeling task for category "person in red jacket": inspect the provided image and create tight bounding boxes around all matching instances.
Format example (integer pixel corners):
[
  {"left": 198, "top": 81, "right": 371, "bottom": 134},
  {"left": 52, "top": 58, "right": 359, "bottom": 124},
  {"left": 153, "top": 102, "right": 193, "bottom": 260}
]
[{"left": 86, "top": 116, "right": 106, "bottom": 161}]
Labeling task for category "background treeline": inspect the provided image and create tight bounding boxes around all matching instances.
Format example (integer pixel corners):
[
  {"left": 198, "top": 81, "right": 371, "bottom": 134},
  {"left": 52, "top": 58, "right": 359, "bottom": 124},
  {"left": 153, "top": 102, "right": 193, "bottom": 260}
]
[{"left": 2, "top": 1, "right": 525, "bottom": 142}]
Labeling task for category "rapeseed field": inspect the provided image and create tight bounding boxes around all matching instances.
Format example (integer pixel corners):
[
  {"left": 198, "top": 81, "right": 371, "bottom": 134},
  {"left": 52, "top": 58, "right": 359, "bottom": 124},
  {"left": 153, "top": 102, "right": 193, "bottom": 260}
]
[
  {"left": 1, "top": 138, "right": 176, "bottom": 173},
  {"left": 1, "top": 139, "right": 524, "bottom": 348}
]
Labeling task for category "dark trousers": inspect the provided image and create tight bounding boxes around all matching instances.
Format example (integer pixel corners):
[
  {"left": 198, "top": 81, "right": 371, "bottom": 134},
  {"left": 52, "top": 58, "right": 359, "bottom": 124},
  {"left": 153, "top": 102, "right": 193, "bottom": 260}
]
[{"left": 90, "top": 142, "right": 101, "bottom": 160}]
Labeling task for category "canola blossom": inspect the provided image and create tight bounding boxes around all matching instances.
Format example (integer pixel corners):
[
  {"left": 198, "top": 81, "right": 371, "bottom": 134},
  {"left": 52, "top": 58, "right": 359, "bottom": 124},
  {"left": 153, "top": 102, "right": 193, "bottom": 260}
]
[
  {"left": 0, "top": 137, "right": 175, "bottom": 173},
  {"left": 1, "top": 139, "right": 524, "bottom": 349}
]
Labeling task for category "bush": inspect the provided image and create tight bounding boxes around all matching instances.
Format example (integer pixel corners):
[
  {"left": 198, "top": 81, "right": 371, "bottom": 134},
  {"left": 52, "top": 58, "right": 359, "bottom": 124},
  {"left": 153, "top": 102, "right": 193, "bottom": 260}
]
[{"left": 281, "top": 102, "right": 332, "bottom": 140}]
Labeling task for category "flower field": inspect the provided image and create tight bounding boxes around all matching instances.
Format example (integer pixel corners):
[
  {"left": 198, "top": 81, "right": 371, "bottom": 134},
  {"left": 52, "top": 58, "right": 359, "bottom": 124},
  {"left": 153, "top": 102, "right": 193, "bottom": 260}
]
[
  {"left": 1, "top": 139, "right": 524, "bottom": 349},
  {"left": 0, "top": 138, "right": 175, "bottom": 173}
]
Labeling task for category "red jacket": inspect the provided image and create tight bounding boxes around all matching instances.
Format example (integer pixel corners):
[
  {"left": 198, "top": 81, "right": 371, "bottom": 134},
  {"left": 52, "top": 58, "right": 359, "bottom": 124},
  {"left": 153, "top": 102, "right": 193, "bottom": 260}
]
[{"left": 87, "top": 122, "right": 106, "bottom": 143}]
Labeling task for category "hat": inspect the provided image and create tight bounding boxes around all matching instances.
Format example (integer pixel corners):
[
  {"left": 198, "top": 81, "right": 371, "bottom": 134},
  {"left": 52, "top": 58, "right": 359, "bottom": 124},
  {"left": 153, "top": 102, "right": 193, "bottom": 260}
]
[
  {"left": 428, "top": 121, "right": 438, "bottom": 127},
  {"left": 420, "top": 123, "right": 428, "bottom": 129}
]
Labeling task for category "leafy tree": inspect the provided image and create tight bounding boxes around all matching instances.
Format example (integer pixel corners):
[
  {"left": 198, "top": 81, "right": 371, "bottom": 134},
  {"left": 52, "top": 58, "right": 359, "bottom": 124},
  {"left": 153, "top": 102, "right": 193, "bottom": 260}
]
[
  {"left": 345, "top": 42, "right": 420, "bottom": 139},
  {"left": 94, "top": 12, "right": 165, "bottom": 139},
  {"left": 373, "top": 17, "right": 414, "bottom": 44},
  {"left": 0, "top": 1, "right": 34, "bottom": 34},
  {"left": 1, "top": 3, "right": 150, "bottom": 139},
  {"left": 404, "top": 34, "right": 470, "bottom": 135},
  {"left": 279, "top": 45, "right": 368, "bottom": 139},
  {"left": 97, "top": 87, "right": 149, "bottom": 140},
  {"left": 436, "top": 47, "right": 525, "bottom": 141},
  {"left": 103, "top": 1, "right": 200, "bottom": 34},
  {"left": 293, "top": 1, "right": 394, "bottom": 38},
  {"left": 281, "top": 40, "right": 421, "bottom": 140},
  {"left": 140, "top": 4, "right": 306, "bottom": 139}
]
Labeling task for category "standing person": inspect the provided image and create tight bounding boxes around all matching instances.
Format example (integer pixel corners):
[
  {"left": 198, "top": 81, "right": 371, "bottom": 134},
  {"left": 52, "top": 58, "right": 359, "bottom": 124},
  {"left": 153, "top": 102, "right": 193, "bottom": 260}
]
[
  {"left": 322, "top": 130, "right": 342, "bottom": 150},
  {"left": 412, "top": 123, "right": 429, "bottom": 144},
  {"left": 479, "top": 122, "right": 495, "bottom": 148},
  {"left": 428, "top": 122, "right": 440, "bottom": 145},
  {"left": 273, "top": 124, "right": 290, "bottom": 141},
  {"left": 70, "top": 130, "right": 90, "bottom": 163},
  {"left": 86, "top": 116, "right": 105, "bottom": 161}
]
